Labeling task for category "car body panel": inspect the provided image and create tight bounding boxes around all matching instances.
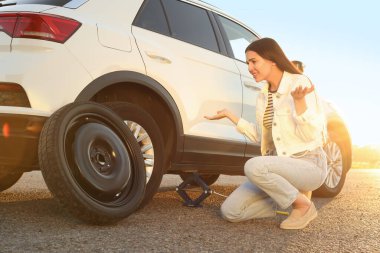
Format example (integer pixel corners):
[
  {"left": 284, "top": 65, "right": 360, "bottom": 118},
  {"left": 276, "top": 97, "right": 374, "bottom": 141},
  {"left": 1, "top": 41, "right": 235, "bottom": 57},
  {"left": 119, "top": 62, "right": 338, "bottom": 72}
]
[
  {"left": 0, "top": 33, "right": 11, "bottom": 52},
  {"left": 0, "top": 4, "right": 56, "bottom": 13},
  {"left": 0, "top": 0, "right": 351, "bottom": 176},
  {"left": 1, "top": 38, "right": 93, "bottom": 113},
  {"left": 133, "top": 26, "right": 245, "bottom": 143}
]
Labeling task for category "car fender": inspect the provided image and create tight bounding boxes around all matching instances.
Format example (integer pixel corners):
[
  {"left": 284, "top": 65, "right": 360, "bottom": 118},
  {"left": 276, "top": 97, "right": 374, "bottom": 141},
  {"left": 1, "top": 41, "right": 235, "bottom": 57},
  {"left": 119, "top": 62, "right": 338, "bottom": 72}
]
[{"left": 75, "top": 70, "right": 184, "bottom": 139}]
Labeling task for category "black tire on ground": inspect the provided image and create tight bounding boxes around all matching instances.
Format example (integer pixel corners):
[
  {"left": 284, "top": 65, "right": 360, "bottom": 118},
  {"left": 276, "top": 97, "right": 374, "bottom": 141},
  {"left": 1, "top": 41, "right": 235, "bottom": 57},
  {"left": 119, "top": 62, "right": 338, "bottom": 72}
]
[
  {"left": 0, "top": 171, "right": 23, "bottom": 192},
  {"left": 38, "top": 102, "right": 146, "bottom": 224},
  {"left": 313, "top": 129, "right": 350, "bottom": 197},
  {"left": 179, "top": 173, "right": 220, "bottom": 186},
  {"left": 104, "top": 102, "right": 165, "bottom": 208}
]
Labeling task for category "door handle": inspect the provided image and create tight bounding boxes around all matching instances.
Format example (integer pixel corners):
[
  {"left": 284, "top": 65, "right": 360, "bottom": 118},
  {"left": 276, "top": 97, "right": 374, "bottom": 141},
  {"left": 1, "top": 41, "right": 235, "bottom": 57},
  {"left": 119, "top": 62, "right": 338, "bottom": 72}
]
[
  {"left": 243, "top": 81, "right": 261, "bottom": 91},
  {"left": 145, "top": 51, "right": 172, "bottom": 64}
]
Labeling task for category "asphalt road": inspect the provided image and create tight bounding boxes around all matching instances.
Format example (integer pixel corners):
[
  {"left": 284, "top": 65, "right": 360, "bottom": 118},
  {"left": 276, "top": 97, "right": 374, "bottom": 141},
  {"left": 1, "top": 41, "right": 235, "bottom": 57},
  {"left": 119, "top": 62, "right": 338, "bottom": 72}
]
[{"left": 1, "top": 169, "right": 379, "bottom": 253}]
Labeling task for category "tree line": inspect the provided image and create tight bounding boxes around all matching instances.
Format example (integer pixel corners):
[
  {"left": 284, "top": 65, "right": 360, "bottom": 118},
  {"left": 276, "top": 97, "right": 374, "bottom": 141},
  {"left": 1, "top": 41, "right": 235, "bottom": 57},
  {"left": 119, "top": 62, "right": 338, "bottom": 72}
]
[{"left": 351, "top": 145, "right": 380, "bottom": 169}]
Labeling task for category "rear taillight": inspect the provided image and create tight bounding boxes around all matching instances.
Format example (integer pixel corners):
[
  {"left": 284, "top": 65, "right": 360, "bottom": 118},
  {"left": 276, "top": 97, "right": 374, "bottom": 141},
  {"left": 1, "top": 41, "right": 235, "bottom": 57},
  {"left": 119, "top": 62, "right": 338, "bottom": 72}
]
[
  {"left": 0, "top": 15, "right": 17, "bottom": 37},
  {"left": 0, "top": 13, "right": 81, "bottom": 43}
]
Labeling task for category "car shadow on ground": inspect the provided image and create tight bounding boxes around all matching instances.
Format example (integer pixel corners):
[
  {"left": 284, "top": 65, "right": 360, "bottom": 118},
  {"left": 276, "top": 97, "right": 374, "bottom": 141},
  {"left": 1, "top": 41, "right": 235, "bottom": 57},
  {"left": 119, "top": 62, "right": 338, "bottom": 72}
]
[
  {"left": 0, "top": 197, "right": 76, "bottom": 225},
  {"left": 0, "top": 185, "right": 236, "bottom": 226},
  {"left": 0, "top": 183, "right": 336, "bottom": 230}
]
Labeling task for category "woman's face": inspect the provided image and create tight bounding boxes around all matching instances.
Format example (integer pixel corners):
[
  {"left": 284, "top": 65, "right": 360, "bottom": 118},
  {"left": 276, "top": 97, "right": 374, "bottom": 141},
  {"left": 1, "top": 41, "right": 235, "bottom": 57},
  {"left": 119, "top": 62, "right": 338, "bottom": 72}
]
[{"left": 245, "top": 51, "right": 274, "bottom": 82}]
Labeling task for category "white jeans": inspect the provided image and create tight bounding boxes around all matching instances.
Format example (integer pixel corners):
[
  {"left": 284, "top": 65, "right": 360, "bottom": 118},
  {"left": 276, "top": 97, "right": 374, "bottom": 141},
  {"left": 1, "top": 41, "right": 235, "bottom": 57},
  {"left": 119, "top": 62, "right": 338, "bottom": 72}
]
[{"left": 221, "top": 147, "right": 327, "bottom": 222}]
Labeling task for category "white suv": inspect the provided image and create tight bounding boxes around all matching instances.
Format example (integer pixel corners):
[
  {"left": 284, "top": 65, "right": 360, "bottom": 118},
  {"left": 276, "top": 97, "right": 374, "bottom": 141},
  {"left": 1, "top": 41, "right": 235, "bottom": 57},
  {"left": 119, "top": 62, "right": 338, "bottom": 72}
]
[{"left": 0, "top": 0, "right": 352, "bottom": 224}]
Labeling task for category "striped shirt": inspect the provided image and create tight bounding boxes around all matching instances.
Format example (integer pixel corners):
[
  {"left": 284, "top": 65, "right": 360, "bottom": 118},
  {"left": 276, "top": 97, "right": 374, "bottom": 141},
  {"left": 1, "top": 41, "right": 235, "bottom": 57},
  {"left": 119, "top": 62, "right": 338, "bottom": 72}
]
[
  {"left": 263, "top": 91, "right": 275, "bottom": 129},
  {"left": 236, "top": 71, "right": 326, "bottom": 157}
]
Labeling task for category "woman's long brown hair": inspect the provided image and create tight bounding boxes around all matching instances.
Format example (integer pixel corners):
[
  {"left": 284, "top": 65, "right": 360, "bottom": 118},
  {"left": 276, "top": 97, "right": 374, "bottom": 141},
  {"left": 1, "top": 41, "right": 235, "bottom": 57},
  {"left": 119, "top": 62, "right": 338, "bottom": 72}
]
[{"left": 245, "top": 38, "right": 301, "bottom": 74}]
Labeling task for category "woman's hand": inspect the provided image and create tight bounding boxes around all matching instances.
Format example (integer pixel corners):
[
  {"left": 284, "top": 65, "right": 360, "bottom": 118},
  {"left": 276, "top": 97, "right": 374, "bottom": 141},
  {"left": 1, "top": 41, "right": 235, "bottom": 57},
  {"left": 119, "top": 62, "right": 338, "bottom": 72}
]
[
  {"left": 291, "top": 84, "right": 314, "bottom": 100},
  {"left": 291, "top": 84, "right": 314, "bottom": 115},
  {"left": 204, "top": 109, "right": 239, "bottom": 125},
  {"left": 204, "top": 109, "right": 230, "bottom": 120}
]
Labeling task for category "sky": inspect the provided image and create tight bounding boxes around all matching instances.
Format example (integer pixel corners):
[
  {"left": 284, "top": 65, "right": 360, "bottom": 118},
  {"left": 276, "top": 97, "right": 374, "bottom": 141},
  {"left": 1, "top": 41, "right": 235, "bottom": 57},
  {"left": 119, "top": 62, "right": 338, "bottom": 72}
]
[{"left": 205, "top": 0, "right": 380, "bottom": 147}]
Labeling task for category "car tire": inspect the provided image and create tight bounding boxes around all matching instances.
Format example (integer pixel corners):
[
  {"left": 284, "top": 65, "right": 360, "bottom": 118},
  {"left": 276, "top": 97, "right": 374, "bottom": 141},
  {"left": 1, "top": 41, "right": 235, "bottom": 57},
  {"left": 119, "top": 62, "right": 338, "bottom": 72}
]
[
  {"left": 38, "top": 102, "right": 146, "bottom": 224},
  {"left": 104, "top": 102, "right": 165, "bottom": 208},
  {"left": 313, "top": 129, "right": 350, "bottom": 197},
  {"left": 179, "top": 173, "right": 220, "bottom": 186},
  {"left": 0, "top": 171, "right": 23, "bottom": 192}
]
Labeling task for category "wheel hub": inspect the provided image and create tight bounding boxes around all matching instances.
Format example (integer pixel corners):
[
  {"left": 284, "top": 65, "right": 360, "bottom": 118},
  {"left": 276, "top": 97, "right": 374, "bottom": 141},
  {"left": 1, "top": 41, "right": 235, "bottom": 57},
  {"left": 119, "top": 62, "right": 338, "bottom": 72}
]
[
  {"left": 90, "top": 146, "right": 112, "bottom": 174},
  {"left": 72, "top": 123, "right": 132, "bottom": 195}
]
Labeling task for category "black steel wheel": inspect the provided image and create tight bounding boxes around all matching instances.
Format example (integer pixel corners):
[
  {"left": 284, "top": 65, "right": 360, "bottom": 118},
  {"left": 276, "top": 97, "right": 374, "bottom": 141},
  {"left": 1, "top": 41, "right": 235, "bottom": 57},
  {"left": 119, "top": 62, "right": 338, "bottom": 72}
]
[
  {"left": 104, "top": 102, "right": 165, "bottom": 208},
  {"left": 38, "top": 102, "right": 146, "bottom": 224},
  {"left": 0, "top": 171, "right": 23, "bottom": 192}
]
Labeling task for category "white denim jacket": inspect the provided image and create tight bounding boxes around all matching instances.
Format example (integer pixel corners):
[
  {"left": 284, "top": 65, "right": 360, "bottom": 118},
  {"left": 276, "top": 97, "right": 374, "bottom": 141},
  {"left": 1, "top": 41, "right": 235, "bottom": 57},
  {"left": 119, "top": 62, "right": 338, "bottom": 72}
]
[{"left": 237, "top": 71, "right": 326, "bottom": 157}]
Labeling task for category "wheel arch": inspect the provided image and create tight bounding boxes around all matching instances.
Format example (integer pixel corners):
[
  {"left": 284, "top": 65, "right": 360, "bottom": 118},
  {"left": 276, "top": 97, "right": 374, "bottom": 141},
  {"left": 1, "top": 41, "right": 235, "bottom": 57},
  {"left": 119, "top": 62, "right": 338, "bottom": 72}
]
[{"left": 75, "top": 71, "right": 184, "bottom": 163}]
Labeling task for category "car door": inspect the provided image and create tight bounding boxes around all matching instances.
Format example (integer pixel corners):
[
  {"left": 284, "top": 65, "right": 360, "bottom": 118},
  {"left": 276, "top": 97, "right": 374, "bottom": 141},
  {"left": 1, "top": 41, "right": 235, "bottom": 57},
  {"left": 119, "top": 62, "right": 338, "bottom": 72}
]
[
  {"left": 132, "top": 0, "right": 245, "bottom": 165},
  {"left": 215, "top": 14, "right": 263, "bottom": 157}
]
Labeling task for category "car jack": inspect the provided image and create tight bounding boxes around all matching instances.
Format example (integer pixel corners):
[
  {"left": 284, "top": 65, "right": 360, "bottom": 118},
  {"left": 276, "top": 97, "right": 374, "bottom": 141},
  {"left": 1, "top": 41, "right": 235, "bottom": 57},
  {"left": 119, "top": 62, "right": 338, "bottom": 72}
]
[
  {"left": 175, "top": 172, "right": 226, "bottom": 207},
  {"left": 175, "top": 173, "right": 290, "bottom": 215}
]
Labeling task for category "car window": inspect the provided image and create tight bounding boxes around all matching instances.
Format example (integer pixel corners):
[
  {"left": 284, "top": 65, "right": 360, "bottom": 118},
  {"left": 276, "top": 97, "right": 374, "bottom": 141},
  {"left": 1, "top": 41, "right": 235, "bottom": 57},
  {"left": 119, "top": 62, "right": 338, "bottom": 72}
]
[
  {"left": 133, "top": 0, "right": 170, "bottom": 36},
  {"left": 217, "top": 15, "right": 258, "bottom": 62},
  {"left": 162, "top": 0, "right": 219, "bottom": 52}
]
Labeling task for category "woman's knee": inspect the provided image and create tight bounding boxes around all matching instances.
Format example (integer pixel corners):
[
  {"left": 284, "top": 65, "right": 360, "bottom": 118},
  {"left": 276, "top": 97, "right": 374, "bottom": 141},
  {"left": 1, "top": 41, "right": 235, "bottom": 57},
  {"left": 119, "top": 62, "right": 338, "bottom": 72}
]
[
  {"left": 244, "top": 157, "right": 268, "bottom": 180},
  {"left": 220, "top": 199, "right": 243, "bottom": 223}
]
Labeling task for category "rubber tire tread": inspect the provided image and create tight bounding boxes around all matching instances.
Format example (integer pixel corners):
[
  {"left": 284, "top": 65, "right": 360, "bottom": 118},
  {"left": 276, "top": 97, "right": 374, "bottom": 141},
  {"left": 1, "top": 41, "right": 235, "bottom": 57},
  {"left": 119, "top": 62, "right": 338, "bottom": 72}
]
[
  {"left": 38, "top": 102, "right": 146, "bottom": 224},
  {"left": 104, "top": 102, "right": 165, "bottom": 208}
]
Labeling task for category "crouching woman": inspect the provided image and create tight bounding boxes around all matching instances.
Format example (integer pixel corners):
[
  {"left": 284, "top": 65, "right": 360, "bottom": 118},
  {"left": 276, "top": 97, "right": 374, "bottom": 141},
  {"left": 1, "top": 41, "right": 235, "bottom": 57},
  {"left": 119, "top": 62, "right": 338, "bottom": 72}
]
[{"left": 205, "top": 38, "right": 327, "bottom": 229}]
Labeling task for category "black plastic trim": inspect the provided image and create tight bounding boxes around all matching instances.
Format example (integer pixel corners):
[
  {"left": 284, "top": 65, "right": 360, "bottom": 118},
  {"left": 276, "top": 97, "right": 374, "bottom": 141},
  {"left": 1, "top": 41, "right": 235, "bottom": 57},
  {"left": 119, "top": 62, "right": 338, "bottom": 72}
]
[
  {"left": 0, "top": 82, "right": 31, "bottom": 107},
  {"left": 207, "top": 10, "right": 228, "bottom": 57},
  {"left": 0, "top": 113, "right": 46, "bottom": 169},
  {"left": 182, "top": 135, "right": 247, "bottom": 166},
  {"left": 74, "top": 70, "right": 184, "bottom": 154},
  {"left": 212, "top": 12, "right": 235, "bottom": 58},
  {"left": 245, "top": 143, "right": 261, "bottom": 158}
]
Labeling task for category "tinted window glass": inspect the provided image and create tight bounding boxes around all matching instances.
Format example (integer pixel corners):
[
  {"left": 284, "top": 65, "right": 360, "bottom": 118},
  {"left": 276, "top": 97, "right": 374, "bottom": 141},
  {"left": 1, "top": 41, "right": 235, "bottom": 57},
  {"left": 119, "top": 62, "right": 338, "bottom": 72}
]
[
  {"left": 133, "top": 0, "right": 170, "bottom": 36},
  {"left": 218, "top": 15, "right": 258, "bottom": 62},
  {"left": 163, "top": 0, "right": 219, "bottom": 52}
]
